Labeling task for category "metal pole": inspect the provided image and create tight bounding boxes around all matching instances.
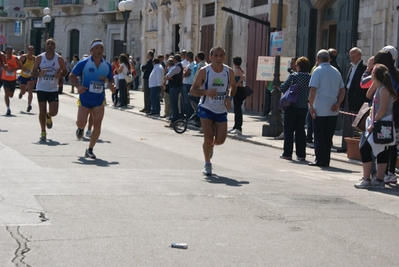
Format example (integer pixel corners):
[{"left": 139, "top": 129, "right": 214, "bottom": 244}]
[
  {"left": 262, "top": 0, "right": 284, "bottom": 137},
  {"left": 123, "top": 11, "right": 131, "bottom": 54}
]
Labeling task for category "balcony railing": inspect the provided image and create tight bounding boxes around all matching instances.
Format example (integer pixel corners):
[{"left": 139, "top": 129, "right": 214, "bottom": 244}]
[
  {"left": 54, "top": 0, "right": 83, "bottom": 5},
  {"left": 24, "top": 0, "right": 48, "bottom": 8}
]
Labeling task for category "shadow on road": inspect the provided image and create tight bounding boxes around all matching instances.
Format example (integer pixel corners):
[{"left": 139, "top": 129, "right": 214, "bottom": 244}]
[
  {"left": 74, "top": 156, "right": 119, "bottom": 167},
  {"left": 369, "top": 184, "right": 399, "bottom": 197},
  {"left": 204, "top": 175, "right": 250, "bottom": 187},
  {"left": 34, "top": 139, "right": 69, "bottom": 146}
]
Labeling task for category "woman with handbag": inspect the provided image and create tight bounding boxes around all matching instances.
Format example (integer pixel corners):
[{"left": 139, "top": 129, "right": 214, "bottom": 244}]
[
  {"left": 116, "top": 53, "right": 131, "bottom": 107},
  {"left": 229, "top": 56, "right": 246, "bottom": 135},
  {"left": 355, "top": 64, "right": 397, "bottom": 189},
  {"left": 279, "top": 57, "right": 311, "bottom": 161}
]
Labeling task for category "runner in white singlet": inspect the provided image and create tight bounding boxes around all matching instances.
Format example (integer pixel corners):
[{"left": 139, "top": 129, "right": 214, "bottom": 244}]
[{"left": 190, "top": 46, "right": 237, "bottom": 176}]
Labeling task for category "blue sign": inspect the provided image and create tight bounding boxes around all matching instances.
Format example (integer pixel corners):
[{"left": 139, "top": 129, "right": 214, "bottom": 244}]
[
  {"left": 270, "top": 31, "right": 284, "bottom": 56},
  {"left": 14, "top": 21, "right": 22, "bottom": 36}
]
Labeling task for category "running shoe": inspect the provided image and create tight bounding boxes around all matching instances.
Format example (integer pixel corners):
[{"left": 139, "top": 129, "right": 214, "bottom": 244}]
[
  {"left": 27, "top": 105, "right": 32, "bottom": 112},
  {"left": 371, "top": 177, "right": 385, "bottom": 188},
  {"left": 384, "top": 172, "right": 397, "bottom": 184},
  {"left": 354, "top": 177, "right": 371, "bottom": 189},
  {"left": 202, "top": 162, "right": 212, "bottom": 176},
  {"left": 279, "top": 154, "right": 292, "bottom": 160},
  {"left": 76, "top": 128, "right": 84, "bottom": 140},
  {"left": 6, "top": 108, "right": 11, "bottom": 116},
  {"left": 85, "top": 148, "right": 96, "bottom": 159},
  {"left": 85, "top": 129, "right": 92, "bottom": 138},
  {"left": 40, "top": 131, "right": 46, "bottom": 141},
  {"left": 46, "top": 113, "right": 53, "bottom": 129}
]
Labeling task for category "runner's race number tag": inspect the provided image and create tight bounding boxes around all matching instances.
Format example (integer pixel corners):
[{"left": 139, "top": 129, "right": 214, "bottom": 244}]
[{"left": 89, "top": 81, "right": 104, "bottom": 94}]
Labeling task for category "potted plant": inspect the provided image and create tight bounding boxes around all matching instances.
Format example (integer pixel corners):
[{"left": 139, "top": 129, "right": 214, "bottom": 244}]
[{"left": 14, "top": 6, "right": 21, "bottom": 11}]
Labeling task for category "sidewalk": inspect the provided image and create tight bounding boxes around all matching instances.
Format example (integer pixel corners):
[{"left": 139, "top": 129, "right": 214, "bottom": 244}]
[{"left": 62, "top": 84, "right": 360, "bottom": 166}]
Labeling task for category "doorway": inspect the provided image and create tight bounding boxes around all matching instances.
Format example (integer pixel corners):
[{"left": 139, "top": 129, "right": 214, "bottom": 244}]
[
  {"left": 174, "top": 24, "right": 180, "bottom": 53},
  {"left": 320, "top": 0, "right": 338, "bottom": 50},
  {"left": 69, "top": 29, "right": 79, "bottom": 59}
]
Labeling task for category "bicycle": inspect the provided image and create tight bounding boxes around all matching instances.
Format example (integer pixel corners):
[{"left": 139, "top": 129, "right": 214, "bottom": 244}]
[{"left": 173, "top": 95, "right": 201, "bottom": 134}]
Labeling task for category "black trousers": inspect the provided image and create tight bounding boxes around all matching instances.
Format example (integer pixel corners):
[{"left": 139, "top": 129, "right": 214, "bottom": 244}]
[
  {"left": 233, "top": 86, "right": 246, "bottom": 131},
  {"left": 313, "top": 116, "right": 338, "bottom": 165},
  {"left": 283, "top": 107, "right": 307, "bottom": 158},
  {"left": 143, "top": 79, "right": 151, "bottom": 111},
  {"left": 119, "top": 79, "right": 128, "bottom": 106}
]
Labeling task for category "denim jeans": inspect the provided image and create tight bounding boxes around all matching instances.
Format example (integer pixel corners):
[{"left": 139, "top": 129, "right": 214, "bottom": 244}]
[
  {"left": 150, "top": 86, "right": 161, "bottom": 114},
  {"left": 169, "top": 85, "right": 182, "bottom": 123},
  {"left": 181, "top": 84, "right": 193, "bottom": 118},
  {"left": 119, "top": 79, "right": 127, "bottom": 106}
]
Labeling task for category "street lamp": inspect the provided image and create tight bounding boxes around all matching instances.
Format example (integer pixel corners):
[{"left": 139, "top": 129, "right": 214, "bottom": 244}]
[
  {"left": 118, "top": 0, "right": 134, "bottom": 54},
  {"left": 42, "top": 7, "right": 51, "bottom": 40}
]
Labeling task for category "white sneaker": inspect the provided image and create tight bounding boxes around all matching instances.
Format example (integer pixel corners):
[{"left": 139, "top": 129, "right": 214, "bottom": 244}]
[
  {"left": 354, "top": 177, "right": 371, "bottom": 189},
  {"left": 230, "top": 129, "right": 242, "bottom": 135},
  {"left": 384, "top": 172, "right": 397, "bottom": 184},
  {"left": 85, "top": 129, "right": 92, "bottom": 138},
  {"left": 371, "top": 177, "right": 385, "bottom": 188},
  {"left": 202, "top": 163, "right": 212, "bottom": 176}
]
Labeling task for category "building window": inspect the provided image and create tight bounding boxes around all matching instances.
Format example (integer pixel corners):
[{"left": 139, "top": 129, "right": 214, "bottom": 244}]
[
  {"left": 253, "top": 0, "right": 268, "bottom": 7},
  {"left": 203, "top": 3, "right": 215, "bottom": 17},
  {"left": 252, "top": 0, "right": 269, "bottom": 7}
]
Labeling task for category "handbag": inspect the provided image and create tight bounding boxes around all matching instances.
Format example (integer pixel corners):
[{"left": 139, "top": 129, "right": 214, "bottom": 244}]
[
  {"left": 244, "top": 85, "right": 253, "bottom": 97},
  {"left": 351, "top": 102, "right": 370, "bottom": 132},
  {"left": 373, "top": 120, "right": 394, "bottom": 144},
  {"left": 125, "top": 74, "right": 133, "bottom": 83},
  {"left": 278, "top": 77, "right": 299, "bottom": 110}
]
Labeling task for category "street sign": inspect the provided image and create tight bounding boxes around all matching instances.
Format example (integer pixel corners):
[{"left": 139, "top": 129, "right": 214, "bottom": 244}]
[
  {"left": 0, "top": 35, "right": 6, "bottom": 45},
  {"left": 270, "top": 31, "right": 284, "bottom": 56},
  {"left": 256, "top": 56, "right": 292, "bottom": 81},
  {"left": 14, "top": 21, "right": 22, "bottom": 36}
]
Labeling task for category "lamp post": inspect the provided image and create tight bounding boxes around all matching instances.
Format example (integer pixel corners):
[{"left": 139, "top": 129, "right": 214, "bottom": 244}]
[
  {"left": 118, "top": 0, "right": 134, "bottom": 54},
  {"left": 42, "top": 7, "right": 51, "bottom": 40},
  {"left": 262, "top": 0, "right": 284, "bottom": 137}
]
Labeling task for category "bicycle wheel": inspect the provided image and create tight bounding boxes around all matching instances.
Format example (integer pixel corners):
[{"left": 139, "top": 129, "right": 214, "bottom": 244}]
[{"left": 173, "top": 119, "right": 187, "bottom": 134}]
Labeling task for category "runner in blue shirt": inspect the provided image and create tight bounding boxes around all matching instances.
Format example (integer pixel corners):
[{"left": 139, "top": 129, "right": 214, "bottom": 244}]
[{"left": 69, "top": 38, "right": 116, "bottom": 159}]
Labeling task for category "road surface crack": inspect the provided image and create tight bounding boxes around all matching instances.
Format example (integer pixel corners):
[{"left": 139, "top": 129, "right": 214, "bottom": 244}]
[{"left": 6, "top": 226, "right": 31, "bottom": 267}]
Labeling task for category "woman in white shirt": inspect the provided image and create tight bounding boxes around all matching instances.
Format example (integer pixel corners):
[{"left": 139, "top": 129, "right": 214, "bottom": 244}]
[{"left": 116, "top": 53, "right": 131, "bottom": 107}]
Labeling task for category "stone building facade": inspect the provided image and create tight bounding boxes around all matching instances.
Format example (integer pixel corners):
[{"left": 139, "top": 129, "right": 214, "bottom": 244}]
[
  {"left": 23, "top": 0, "right": 143, "bottom": 60},
  {"left": 18, "top": 0, "right": 399, "bottom": 112}
]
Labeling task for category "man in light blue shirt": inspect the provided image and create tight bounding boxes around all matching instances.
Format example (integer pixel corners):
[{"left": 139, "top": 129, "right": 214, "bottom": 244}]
[
  {"left": 308, "top": 49, "right": 345, "bottom": 167},
  {"left": 149, "top": 58, "right": 164, "bottom": 116}
]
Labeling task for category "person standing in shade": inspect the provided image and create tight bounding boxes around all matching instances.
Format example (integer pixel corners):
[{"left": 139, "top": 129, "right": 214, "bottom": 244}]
[
  {"left": 164, "top": 54, "right": 183, "bottom": 127},
  {"left": 31, "top": 39, "right": 68, "bottom": 140},
  {"left": 116, "top": 53, "right": 131, "bottom": 107},
  {"left": 134, "top": 57, "right": 141, "bottom": 90},
  {"left": 308, "top": 49, "right": 345, "bottom": 167},
  {"left": 182, "top": 51, "right": 196, "bottom": 119},
  {"left": 230, "top": 56, "right": 246, "bottom": 135},
  {"left": 2, "top": 45, "right": 22, "bottom": 115},
  {"left": 279, "top": 57, "right": 311, "bottom": 161},
  {"left": 70, "top": 38, "right": 115, "bottom": 159},
  {"left": 190, "top": 46, "right": 236, "bottom": 176},
  {"left": 140, "top": 50, "right": 154, "bottom": 113},
  {"left": 340, "top": 47, "right": 367, "bottom": 152}
]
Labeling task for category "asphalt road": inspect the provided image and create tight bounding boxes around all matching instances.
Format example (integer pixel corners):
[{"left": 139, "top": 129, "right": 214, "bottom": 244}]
[{"left": 0, "top": 91, "right": 398, "bottom": 267}]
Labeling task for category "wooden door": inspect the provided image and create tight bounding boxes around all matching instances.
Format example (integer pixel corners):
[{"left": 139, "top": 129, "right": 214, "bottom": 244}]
[
  {"left": 200, "top": 24, "right": 214, "bottom": 62},
  {"left": 245, "top": 14, "right": 268, "bottom": 113},
  {"left": 336, "top": 0, "right": 359, "bottom": 77},
  {"left": 296, "top": 0, "right": 317, "bottom": 68},
  {"left": 69, "top": 29, "right": 79, "bottom": 59}
]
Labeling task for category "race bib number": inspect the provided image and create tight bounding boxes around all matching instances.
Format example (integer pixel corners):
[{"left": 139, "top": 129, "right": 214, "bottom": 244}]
[
  {"left": 6, "top": 71, "right": 14, "bottom": 76},
  {"left": 24, "top": 70, "right": 31, "bottom": 75},
  {"left": 89, "top": 81, "right": 104, "bottom": 94},
  {"left": 211, "top": 91, "right": 226, "bottom": 104},
  {"left": 42, "top": 75, "right": 55, "bottom": 84}
]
